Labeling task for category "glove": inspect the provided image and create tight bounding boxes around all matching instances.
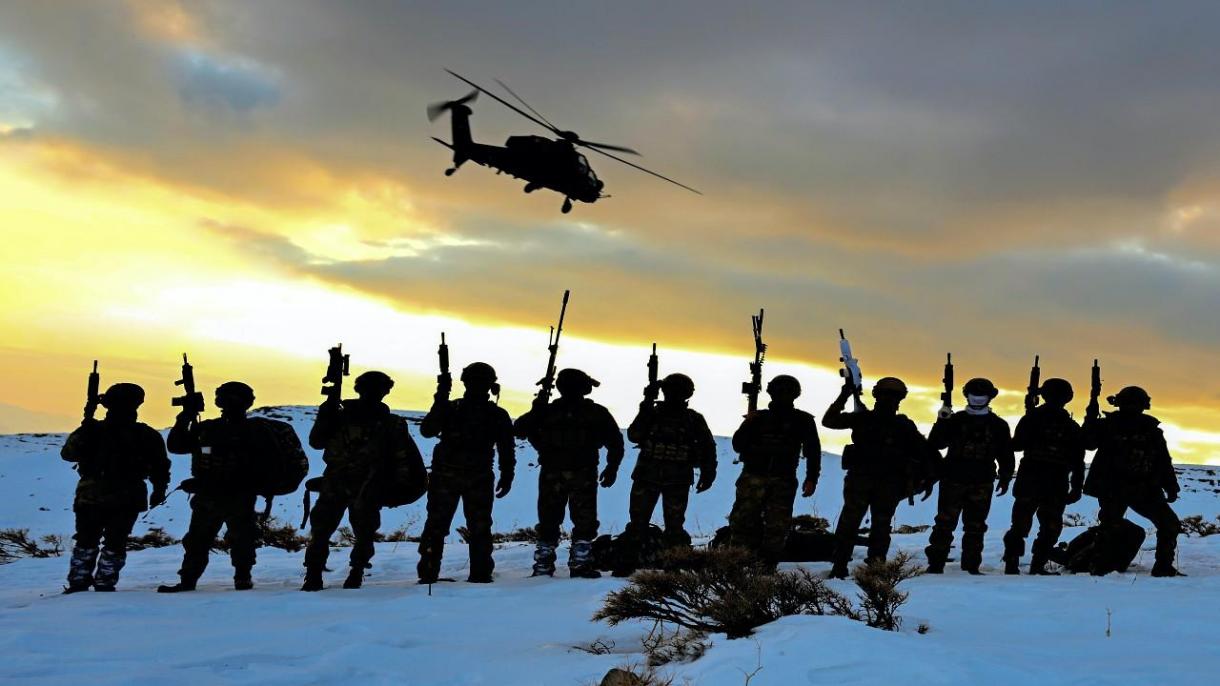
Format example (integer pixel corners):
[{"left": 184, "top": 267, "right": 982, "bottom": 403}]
[
  {"left": 995, "top": 479, "right": 1011, "bottom": 496},
  {"left": 695, "top": 470, "right": 716, "bottom": 493},
  {"left": 149, "top": 486, "right": 167, "bottom": 508},
  {"left": 1066, "top": 488, "right": 1082, "bottom": 504},
  {"left": 599, "top": 466, "right": 618, "bottom": 488},
  {"left": 495, "top": 474, "right": 513, "bottom": 499},
  {"left": 801, "top": 477, "right": 818, "bottom": 498},
  {"left": 1166, "top": 490, "right": 1179, "bottom": 504}
]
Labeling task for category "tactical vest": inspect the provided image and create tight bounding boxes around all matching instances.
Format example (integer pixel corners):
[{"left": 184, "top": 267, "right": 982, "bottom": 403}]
[
  {"left": 640, "top": 410, "right": 700, "bottom": 464},
  {"left": 741, "top": 412, "right": 804, "bottom": 475},
  {"left": 191, "top": 420, "right": 268, "bottom": 491},
  {"left": 1021, "top": 414, "right": 1078, "bottom": 468},
  {"left": 1107, "top": 422, "right": 1162, "bottom": 479}
]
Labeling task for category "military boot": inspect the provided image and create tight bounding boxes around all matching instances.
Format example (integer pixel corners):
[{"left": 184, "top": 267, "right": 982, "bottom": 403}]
[
  {"left": 342, "top": 567, "right": 363, "bottom": 589},
  {"left": 1004, "top": 557, "right": 1020, "bottom": 575},
  {"left": 532, "top": 543, "right": 557, "bottom": 577},
  {"left": 157, "top": 577, "right": 198, "bottom": 593},
  {"left": 1151, "top": 562, "right": 1186, "bottom": 578},
  {"left": 93, "top": 547, "right": 127, "bottom": 592},
  {"left": 962, "top": 564, "right": 984, "bottom": 576},
  {"left": 829, "top": 562, "right": 850, "bottom": 580},
  {"left": 1029, "top": 555, "right": 1059, "bottom": 576},
  {"left": 301, "top": 567, "right": 324, "bottom": 592},
  {"left": 569, "top": 540, "right": 601, "bottom": 579},
  {"left": 234, "top": 568, "right": 254, "bottom": 591},
  {"left": 65, "top": 545, "right": 99, "bottom": 593}
]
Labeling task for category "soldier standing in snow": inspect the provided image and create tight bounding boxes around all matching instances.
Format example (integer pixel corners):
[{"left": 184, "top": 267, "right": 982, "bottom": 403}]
[
  {"left": 726, "top": 375, "right": 821, "bottom": 569},
  {"left": 1001, "top": 378, "right": 1085, "bottom": 575},
  {"left": 823, "top": 377, "right": 937, "bottom": 579},
  {"left": 513, "top": 368, "right": 624, "bottom": 578},
  {"left": 615, "top": 373, "right": 717, "bottom": 576},
  {"left": 923, "top": 378, "right": 1015, "bottom": 575},
  {"left": 1083, "top": 386, "right": 1184, "bottom": 577},
  {"left": 61, "top": 383, "right": 170, "bottom": 593},
  {"left": 158, "top": 382, "right": 277, "bottom": 593},
  {"left": 301, "top": 371, "right": 427, "bottom": 591},
  {"left": 417, "top": 362, "right": 516, "bottom": 584}
]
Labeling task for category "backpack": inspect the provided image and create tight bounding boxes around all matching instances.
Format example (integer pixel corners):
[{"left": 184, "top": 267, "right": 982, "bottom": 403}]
[
  {"left": 1050, "top": 519, "right": 1146, "bottom": 574},
  {"left": 708, "top": 521, "right": 837, "bottom": 563},
  {"left": 251, "top": 417, "right": 309, "bottom": 497},
  {"left": 593, "top": 524, "right": 666, "bottom": 572}
]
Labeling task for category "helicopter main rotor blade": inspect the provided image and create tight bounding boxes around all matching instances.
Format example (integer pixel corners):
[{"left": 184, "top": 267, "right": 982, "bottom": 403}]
[
  {"left": 585, "top": 146, "right": 702, "bottom": 195},
  {"left": 445, "top": 69, "right": 558, "bottom": 135},
  {"left": 493, "top": 78, "right": 560, "bottom": 132},
  {"left": 579, "top": 140, "right": 641, "bottom": 156}
]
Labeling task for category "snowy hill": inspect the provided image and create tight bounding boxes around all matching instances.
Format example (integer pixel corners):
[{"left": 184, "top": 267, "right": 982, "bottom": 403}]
[{"left": 1, "top": 406, "right": 1218, "bottom": 685}]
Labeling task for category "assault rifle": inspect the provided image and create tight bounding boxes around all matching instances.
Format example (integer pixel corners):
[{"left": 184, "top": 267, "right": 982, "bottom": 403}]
[
  {"left": 741, "top": 309, "right": 766, "bottom": 415},
  {"left": 171, "top": 354, "right": 205, "bottom": 417},
  {"left": 644, "top": 343, "right": 660, "bottom": 403},
  {"left": 1025, "top": 355, "right": 1041, "bottom": 414},
  {"left": 838, "top": 329, "right": 865, "bottom": 413},
  {"left": 437, "top": 333, "right": 451, "bottom": 399},
  {"left": 1086, "top": 359, "right": 1102, "bottom": 421},
  {"left": 321, "top": 344, "right": 350, "bottom": 403},
  {"left": 938, "top": 353, "right": 954, "bottom": 420},
  {"left": 84, "top": 360, "right": 100, "bottom": 421},
  {"left": 534, "top": 289, "right": 570, "bottom": 406}
]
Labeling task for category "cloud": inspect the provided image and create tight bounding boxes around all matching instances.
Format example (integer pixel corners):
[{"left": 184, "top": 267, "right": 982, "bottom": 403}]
[{"left": 173, "top": 50, "right": 280, "bottom": 114}]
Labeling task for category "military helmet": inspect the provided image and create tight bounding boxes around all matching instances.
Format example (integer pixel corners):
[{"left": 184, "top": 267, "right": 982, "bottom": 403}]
[
  {"left": 215, "top": 381, "right": 255, "bottom": 410},
  {"left": 461, "top": 362, "right": 498, "bottom": 386},
  {"left": 872, "top": 377, "right": 908, "bottom": 400},
  {"left": 354, "top": 370, "right": 395, "bottom": 396},
  {"left": 1108, "top": 386, "right": 1151, "bottom": 410},
  {"left": 660, "top": 373, "right": 695, "bottom": 401},
  {"left": 963, "top": 377, "right": 999, "bottom": 400},
  {"left": 100, "top": 383, "right": 145, "bottom": 410},
  {"left": 1039, "top": 378, "right": 1074, "bottom": 405},
  {"left": 556, "top": 368, "right": 599, "bottom": 397},
  {"left": 766, "top": 375, "right": 802, "bottom": 400}
]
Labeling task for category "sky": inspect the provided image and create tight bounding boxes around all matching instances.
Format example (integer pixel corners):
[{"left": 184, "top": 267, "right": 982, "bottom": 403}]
[{"left": 1, "top": 1, "right": 1219, "bottom": 462}]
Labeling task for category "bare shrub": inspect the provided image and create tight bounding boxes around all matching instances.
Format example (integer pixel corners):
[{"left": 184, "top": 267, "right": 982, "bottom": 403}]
[
  {"left": 642, "top": 623, "right": 709, "bottom": 667},
  {"left": 1181, "top": 515, "right": 1220, "bottom": 537},
  {"left": 851, "top": 552, "right": 922, "bottom": 631},
  {"left": 1063, "top": 513, "right": 1093, "bottom": 528},
  {"left": 892, "top": 524, "right": 931, "bottom": 535},
  {"left": 259, "top": 516, "right": 309, "bottom": 552},
  {"left": 0, "top": 528, "right": 64, "bottom": 563},
  {"left": 595, "top": 664, "right": 677, "bottom": 686},
  {"left": 457, "top": 526, "right": 550, "bottom": 544},
  {"left": 127, "top": 527, "right": 178, "bottom": 550},
  {"left": 595, "top": 546, "right": 857, "bottom": 639},
  {"left": 790, "top": 514, "right": 831, "bottom": 532}
]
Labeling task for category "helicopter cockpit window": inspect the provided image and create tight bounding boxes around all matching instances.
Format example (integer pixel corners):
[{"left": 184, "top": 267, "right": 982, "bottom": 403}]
[{"left": 575, "top": 153, "right": 597, "bottom": 182}]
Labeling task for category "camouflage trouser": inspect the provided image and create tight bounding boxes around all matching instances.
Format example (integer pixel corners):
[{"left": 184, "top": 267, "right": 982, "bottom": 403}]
[
  {"left": 179, "top": 492, "right": 258, "bottom": 581},
  {"left": 926, "top": 480, "right": 994, "bottom": 569},
  {"left": 627, "top": 478, "right": 691, "bottom": 546},
  {"left": 304, "top": 492, "right": 381, "bottom": 571},
  {"left": 68, "top": 506, "right": 138, "bottom": 588},
  {"left": 1097, "top": 494, "right": 1180, "bottom": 567},
  {"left": 727, "top": 472, "right": 797, "bottom": 563},
  {"left": 1003, "top": 494, "right": 1067, "bottom": 562},
  {"left": 537, "top": 465, "right": 599, "bottom": 546},
  {"left": 833, "top": 472, "right": 905, "bottom": 569},
  {"left": 418, "top": 468, "right": 495, "bottom": 581}
]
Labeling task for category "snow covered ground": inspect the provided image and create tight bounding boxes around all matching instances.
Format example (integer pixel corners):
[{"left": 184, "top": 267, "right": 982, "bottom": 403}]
[{"left": 2, "top": 406, "right": 1219, "bottom": 685}]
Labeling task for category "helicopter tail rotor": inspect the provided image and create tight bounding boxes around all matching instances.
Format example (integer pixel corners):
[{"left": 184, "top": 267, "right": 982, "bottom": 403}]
[{"left": 427, "top": 89, "right": 479, "bottom": 122}]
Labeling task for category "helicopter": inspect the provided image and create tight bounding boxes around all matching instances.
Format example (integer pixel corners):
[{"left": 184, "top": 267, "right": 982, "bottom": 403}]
[{"left": 427, "top": 70, "right": 701, "bottom": 213}]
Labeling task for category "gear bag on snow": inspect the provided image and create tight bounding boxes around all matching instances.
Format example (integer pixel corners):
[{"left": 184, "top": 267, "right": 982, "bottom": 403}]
[
  {"left": 709, "top": 520, "right": 837, "bottom": 563},
  {"left": 1049, "top": 519, "right": 1146, "bottom": 574},
  {"left": 592, "top": 524, "right": 666, "bottom": 572}
]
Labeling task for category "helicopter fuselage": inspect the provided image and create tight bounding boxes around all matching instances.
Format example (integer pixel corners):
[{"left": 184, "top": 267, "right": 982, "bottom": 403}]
[{"left": 434, "top": 104, "right": 604, "bottom": 211}]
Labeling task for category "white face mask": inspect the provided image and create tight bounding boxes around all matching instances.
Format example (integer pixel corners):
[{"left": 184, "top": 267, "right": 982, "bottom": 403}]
[{"left": 965, "top": 394, "right": 992, "bottom": 415}]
